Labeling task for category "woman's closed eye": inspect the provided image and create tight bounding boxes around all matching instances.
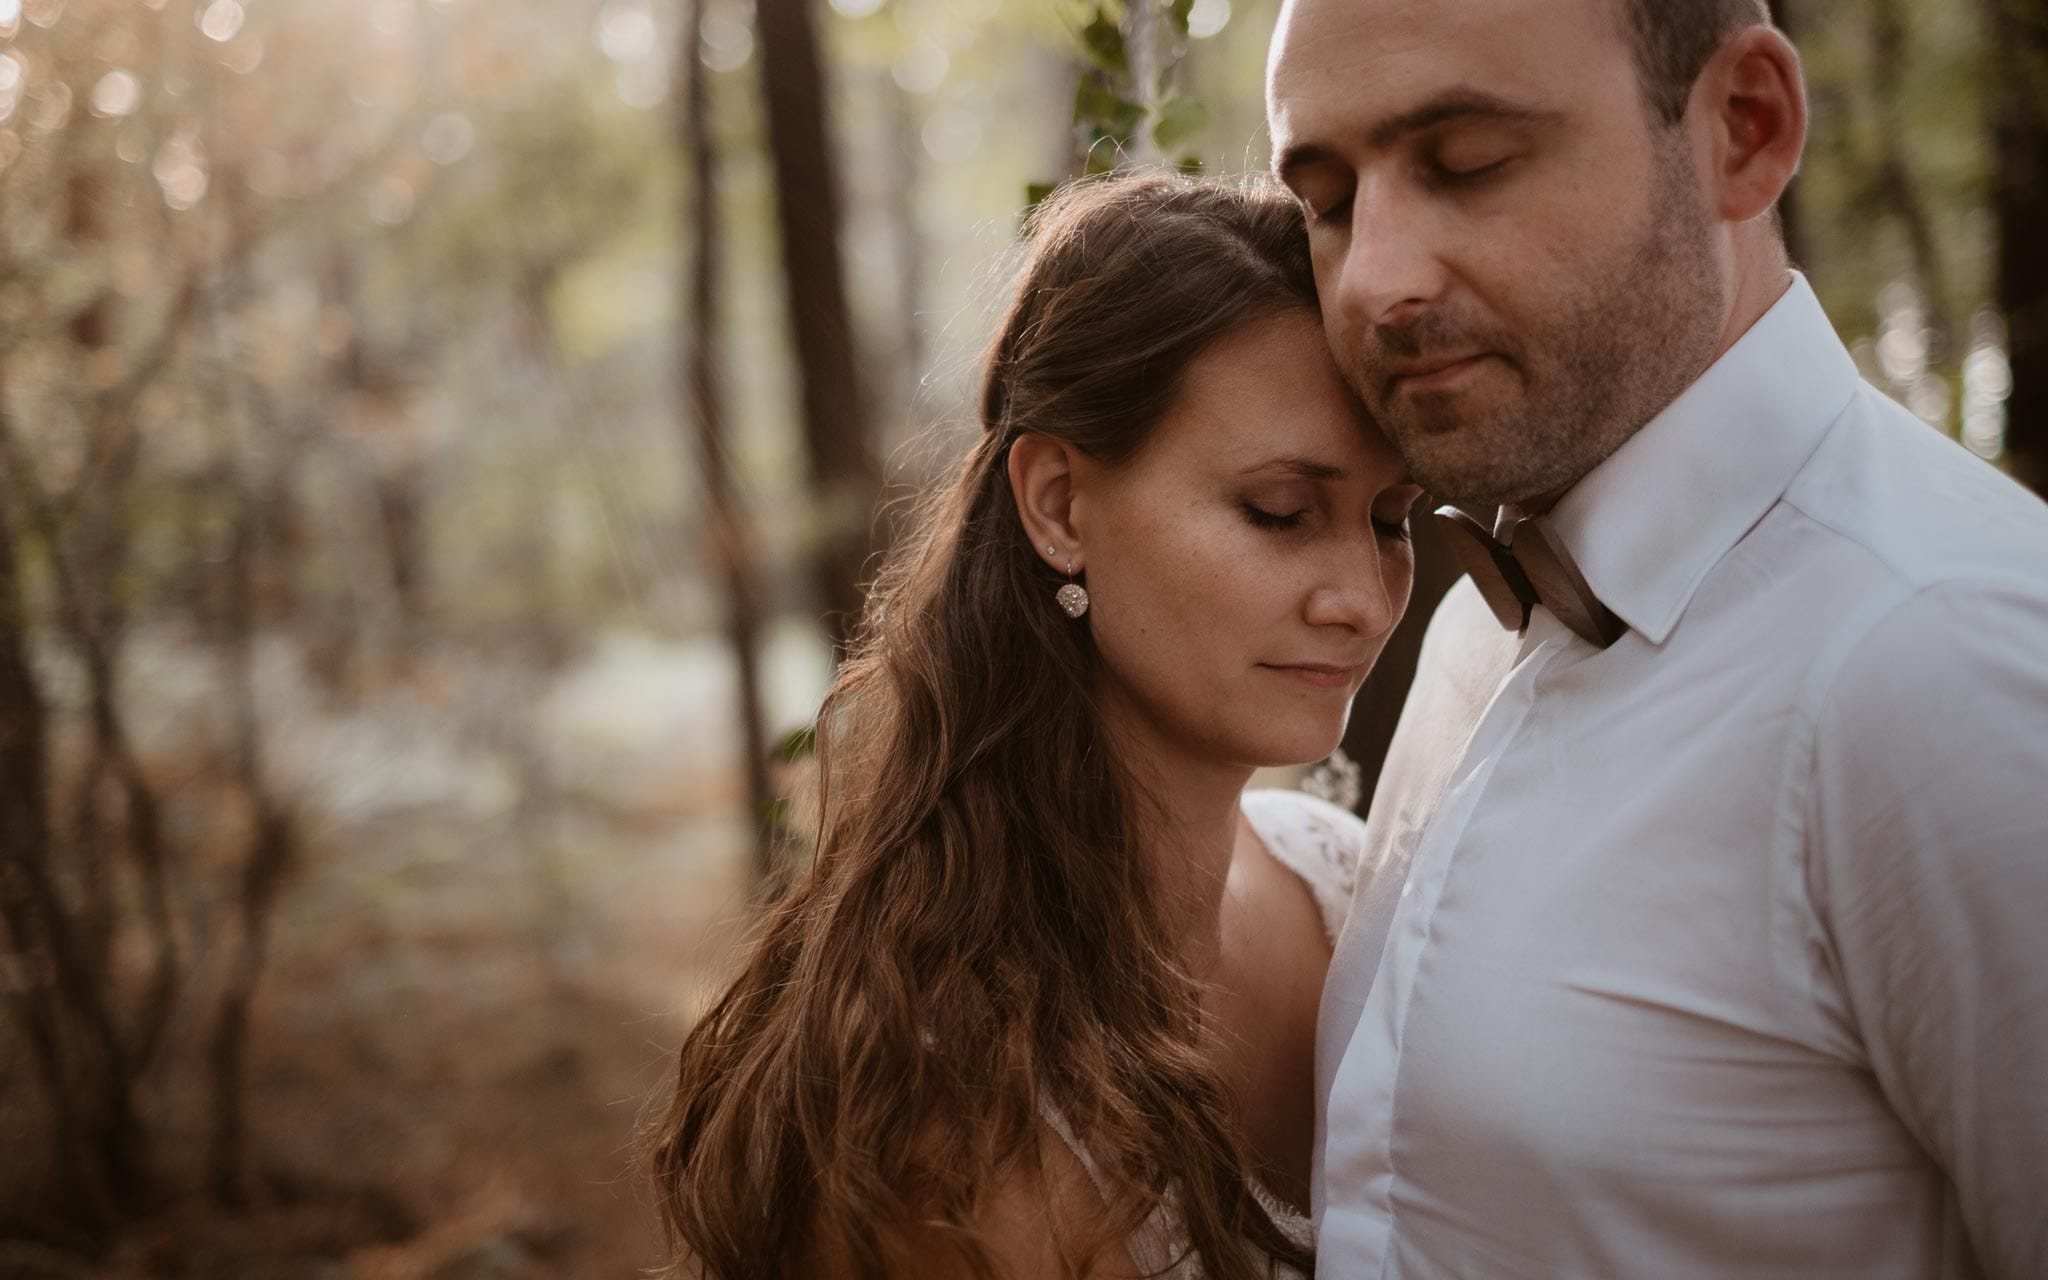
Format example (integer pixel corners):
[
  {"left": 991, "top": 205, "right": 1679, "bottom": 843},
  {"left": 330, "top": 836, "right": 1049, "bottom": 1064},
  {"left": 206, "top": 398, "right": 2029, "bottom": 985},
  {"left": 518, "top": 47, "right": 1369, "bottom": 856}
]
[
  {"left": 1242, "top": 501, "right": 1308, "bottom": 531},
  {"left": 1372, "top": 485, "right": 1428, "bottom": 542},
  {"left": 1243, "top": 500, "right": 1412, "bottom": 542}
]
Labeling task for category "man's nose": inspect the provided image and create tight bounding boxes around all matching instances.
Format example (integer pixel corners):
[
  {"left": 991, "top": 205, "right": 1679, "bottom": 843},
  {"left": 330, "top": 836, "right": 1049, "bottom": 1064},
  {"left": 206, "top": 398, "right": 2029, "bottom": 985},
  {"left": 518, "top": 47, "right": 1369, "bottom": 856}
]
[{"left": 1330, "top": 180, "right": 1448, "bottom": 331}]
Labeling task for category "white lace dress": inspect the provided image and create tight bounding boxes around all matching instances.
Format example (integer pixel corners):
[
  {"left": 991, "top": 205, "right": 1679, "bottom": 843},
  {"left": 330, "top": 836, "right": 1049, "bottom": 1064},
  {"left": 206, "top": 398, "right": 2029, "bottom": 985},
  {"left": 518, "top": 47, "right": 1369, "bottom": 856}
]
[{"left": 1043, "top": 787, "right": 1368, "bottom": 1278}]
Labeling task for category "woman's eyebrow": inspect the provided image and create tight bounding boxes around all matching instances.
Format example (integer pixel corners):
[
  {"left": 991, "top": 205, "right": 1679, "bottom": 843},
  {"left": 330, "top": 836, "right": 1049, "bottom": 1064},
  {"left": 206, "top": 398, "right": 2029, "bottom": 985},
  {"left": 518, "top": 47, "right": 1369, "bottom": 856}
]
[{"left": 1237, "top": 457, "right": 1345, "bottom": 481}]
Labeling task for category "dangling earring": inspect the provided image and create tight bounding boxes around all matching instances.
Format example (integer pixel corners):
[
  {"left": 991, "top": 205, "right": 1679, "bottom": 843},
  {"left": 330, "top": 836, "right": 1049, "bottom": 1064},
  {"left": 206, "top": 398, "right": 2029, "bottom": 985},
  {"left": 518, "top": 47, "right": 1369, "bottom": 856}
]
[{"left": 1056, "top": 553, "right": 1090, "bottom": 619}]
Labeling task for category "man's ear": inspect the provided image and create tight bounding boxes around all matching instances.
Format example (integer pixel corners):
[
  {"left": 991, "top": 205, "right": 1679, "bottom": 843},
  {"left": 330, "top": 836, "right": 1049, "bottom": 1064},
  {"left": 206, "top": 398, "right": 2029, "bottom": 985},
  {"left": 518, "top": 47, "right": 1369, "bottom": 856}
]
[
  {"left": 1691, "top": 25, "right": 1807, "bottom": 224},
  {"left": 1007, "top": 433, "right": 1084, "bottom": 572}
]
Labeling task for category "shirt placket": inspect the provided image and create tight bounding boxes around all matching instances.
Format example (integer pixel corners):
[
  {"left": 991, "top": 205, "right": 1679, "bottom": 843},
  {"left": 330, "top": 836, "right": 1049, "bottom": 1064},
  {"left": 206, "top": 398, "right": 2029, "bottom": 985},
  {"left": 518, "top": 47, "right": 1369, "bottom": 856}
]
[{"left": 1323, "top": 613, "right": 1571, "bottom": 1277}]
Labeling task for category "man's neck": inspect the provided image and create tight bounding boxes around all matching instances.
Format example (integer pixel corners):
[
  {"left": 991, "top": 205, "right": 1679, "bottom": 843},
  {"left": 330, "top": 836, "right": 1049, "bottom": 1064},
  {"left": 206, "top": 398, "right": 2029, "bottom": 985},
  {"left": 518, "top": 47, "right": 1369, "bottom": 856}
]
[
  {"left": 1714, "top": 246, "right": 1796, "bottom": 368},
  {"left": 1519, "top": 252, "right": 1797, "bottom": 517}
]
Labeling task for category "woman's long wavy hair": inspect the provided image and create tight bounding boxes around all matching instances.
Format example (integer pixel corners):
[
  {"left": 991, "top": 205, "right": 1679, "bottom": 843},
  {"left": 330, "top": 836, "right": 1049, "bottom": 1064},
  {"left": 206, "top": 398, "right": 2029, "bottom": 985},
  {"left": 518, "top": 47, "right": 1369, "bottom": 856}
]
[{"left": 646, "top": 171, "right": 1321, "bottom": 1279}]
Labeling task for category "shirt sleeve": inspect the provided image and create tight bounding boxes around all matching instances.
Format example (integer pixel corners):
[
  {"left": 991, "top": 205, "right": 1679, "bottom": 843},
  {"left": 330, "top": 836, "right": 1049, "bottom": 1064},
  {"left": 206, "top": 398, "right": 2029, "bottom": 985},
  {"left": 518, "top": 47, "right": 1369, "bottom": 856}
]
[{"left": 1806, "top": 582, "right": 2048, "bottom": 1279}]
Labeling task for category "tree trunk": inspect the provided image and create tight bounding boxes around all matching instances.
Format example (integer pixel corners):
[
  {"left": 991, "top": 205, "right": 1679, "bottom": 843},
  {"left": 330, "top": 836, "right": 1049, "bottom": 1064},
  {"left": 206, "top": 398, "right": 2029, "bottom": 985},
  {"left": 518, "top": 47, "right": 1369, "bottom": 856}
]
[
  {"left": 1122, "top": 0, "right": 1165, "bottom": 165},
  {"left": 883, "top": 68, "right": 927, "bottom": 457},
  {"left": 686, "top": 0, "right": 777, "bottom": 883},
  {"left": 1866, "top": 0, "right": 1954, "bottom": 364},
  {"left": 755, "top": 0, "right": 880, "bottom": 649},
  {"left": 0, "top": 365, "right": 146, "bottom": 1233},
  {"left": 1989, "top": 0, "right": 2048, "bottom": 494},
  {"left": 203, "top": 452, "right": 298, "bottom": 1206}
]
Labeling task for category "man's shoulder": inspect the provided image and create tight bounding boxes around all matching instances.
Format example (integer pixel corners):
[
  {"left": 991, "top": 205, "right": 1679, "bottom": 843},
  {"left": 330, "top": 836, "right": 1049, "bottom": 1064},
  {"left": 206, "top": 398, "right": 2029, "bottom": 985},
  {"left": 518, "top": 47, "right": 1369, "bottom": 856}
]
[{"left": 1780, "top": 379, "right": 2048, "bottom": 603}]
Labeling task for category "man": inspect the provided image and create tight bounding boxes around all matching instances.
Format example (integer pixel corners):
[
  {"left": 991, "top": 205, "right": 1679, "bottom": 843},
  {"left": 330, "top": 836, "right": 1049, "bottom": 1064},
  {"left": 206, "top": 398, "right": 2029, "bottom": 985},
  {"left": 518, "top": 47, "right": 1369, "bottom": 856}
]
[{"left": 1266, "top": 0, "right": 2048, "bottom": 1275}]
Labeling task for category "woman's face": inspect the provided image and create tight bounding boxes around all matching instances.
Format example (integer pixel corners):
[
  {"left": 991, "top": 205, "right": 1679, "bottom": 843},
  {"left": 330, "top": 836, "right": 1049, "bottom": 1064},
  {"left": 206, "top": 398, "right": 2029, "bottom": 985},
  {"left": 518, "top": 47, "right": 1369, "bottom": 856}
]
[{"left": 1071, "top": 308, "right": 1423, "bottom": 773}]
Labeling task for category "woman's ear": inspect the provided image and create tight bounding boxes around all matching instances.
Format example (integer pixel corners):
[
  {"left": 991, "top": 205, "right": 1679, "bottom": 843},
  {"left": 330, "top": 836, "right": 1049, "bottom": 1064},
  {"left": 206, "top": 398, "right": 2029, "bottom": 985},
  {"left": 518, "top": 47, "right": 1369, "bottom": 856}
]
[
  {"left": 1007, "top": 433, "right": 1083, "bottom": 572},
  {"left": 1693, "top": 25, "right": 1807, "bottom": 225}
]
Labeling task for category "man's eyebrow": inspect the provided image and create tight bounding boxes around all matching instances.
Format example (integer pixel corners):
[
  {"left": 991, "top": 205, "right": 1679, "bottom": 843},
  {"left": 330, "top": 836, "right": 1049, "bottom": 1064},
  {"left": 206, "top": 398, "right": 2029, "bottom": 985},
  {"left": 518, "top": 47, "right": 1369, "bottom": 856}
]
[
  {"left": 1366, "top": 88, "right": 1559, "bottom": 148},
  {"left": 1274, "top": 87, "right": 1561, "bottom": 183}
]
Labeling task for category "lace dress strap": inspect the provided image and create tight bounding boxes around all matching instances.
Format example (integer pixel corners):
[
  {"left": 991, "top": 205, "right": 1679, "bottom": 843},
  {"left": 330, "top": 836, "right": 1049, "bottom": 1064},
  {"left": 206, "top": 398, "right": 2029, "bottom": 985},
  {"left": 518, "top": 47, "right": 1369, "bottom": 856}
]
[
  {"left": 1239, "top": 788, "right": 1368, "bottom": 945},
  {"left": 1039, "top": 1102, "right": 1203, "bottom": 1277}
]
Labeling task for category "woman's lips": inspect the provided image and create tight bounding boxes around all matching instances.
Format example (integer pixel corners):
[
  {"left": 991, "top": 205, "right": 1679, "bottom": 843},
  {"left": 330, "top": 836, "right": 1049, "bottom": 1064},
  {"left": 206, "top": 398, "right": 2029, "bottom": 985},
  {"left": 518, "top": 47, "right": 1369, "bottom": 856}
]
[{"left": 1262, "top": 662, "right": 1368, "bottom": 690}]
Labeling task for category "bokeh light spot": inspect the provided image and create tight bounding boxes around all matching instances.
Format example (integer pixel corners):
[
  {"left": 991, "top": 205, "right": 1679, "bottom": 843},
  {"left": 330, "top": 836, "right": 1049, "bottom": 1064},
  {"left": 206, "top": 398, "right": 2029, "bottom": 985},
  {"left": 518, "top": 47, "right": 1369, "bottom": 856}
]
[
  {"left": 222, "top": 36, "right": 264, "bottom": 74},
  {"left": 615, "top": 59, "right": 669, "bottom": 108},
  {"left": 1188, "top": 0, "right": 1230, "bottom": 38},
  {"left": 422, "top": 112, "right": 475, "bottom": 165},
  {"left": 700, "top": 9, "right": 752, "bottom": 72},
  {"left": 199, "top": 0, "right": 245, "bottom": 43},
  {"left": 890, "top": 39, "right": 947, "bottom": 94},
  {"left": 154, "top": 131, "right": 210, "bottom": 210},
  {"left": 598, "top": 0, "right": 657, "bottom": 63},
  {"left": 369, "top": 175, "right": 417, "bottom": 227},
  {"left": 90, "top": 69, "right": 141, "bottom": 118}
]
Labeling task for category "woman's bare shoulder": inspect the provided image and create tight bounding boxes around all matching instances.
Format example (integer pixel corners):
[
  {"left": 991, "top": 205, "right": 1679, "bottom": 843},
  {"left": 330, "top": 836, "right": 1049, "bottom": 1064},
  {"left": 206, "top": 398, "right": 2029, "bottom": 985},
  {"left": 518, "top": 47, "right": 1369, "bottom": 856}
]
[{"left": 1240, "top": 787, "right": 1369, "bottom": 943}]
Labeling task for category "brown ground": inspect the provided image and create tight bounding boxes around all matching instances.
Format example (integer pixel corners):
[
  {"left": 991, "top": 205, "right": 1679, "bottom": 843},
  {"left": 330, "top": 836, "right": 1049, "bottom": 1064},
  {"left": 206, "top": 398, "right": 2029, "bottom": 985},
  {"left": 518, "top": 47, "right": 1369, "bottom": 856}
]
[{"left": 2, "top": 796, "right": 757, "bottom": 1280}]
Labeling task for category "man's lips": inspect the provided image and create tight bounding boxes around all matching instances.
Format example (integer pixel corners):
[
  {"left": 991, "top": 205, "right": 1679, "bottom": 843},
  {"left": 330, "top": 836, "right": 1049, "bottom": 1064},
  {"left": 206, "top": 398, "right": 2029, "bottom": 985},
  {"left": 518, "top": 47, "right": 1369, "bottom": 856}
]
[{"left": 1387, "top": 352, "right": 1493, "bottom": 392}]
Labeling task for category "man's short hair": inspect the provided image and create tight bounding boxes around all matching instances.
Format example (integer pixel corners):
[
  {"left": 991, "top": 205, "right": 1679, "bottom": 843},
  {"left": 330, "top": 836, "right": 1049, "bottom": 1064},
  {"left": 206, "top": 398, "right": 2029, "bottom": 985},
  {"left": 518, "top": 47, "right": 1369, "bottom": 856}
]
[{"left": 1622, "top": 0, "right": 1772, "bottom": 125}]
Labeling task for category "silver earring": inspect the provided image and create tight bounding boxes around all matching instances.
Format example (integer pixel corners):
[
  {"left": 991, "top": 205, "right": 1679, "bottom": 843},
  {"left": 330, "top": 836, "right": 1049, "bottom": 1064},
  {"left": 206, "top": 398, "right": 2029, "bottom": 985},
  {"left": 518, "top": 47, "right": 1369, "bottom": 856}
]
[{"left": 1056, "top": 557, "right": 1090, "bottom": 619}]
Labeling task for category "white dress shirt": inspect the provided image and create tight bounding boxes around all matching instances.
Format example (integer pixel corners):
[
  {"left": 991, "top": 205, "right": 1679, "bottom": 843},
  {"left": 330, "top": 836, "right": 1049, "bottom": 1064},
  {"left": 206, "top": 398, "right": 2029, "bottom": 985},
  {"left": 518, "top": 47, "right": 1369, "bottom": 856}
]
[{"left": 1314, "top": 276, "right": 2048, "bottom": 1279}]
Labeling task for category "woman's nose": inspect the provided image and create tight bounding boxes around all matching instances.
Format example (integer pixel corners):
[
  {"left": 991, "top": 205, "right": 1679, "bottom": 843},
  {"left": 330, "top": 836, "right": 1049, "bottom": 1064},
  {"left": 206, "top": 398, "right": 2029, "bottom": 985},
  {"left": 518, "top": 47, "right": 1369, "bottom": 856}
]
[{"left": 1302, "top": 544, "right": 1398, "bottom": 639}]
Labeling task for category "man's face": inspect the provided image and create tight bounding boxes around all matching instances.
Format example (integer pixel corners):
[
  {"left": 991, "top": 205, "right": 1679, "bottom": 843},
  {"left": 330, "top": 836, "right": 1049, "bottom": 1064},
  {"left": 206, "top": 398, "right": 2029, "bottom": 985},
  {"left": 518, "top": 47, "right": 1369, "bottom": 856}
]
[{"left": 1267, "top": 0, "right": 1729, "bottom": 509}]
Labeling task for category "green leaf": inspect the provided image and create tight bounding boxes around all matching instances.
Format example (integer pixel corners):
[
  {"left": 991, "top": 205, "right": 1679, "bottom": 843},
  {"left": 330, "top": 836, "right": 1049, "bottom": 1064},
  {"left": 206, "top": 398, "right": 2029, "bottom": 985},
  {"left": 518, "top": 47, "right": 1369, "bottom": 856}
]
[
  {"left": 1024, "top": 181, "right": 1059, "bottom": 215},
  {"left": 1081, "top": 10, "right": 1127, "bottom": 73},
  {"left": 774, "top": 723, "right": 817, "bottom": 763},
  {"left": 1073, "top": 77, "right": 1145, "bottom": 139},
  {"left": 1151, "top": 95, "right": 1211, "bottom": 151},
  {"left": 1175, "top": 153, "right": 1205, "bottom": 175}
]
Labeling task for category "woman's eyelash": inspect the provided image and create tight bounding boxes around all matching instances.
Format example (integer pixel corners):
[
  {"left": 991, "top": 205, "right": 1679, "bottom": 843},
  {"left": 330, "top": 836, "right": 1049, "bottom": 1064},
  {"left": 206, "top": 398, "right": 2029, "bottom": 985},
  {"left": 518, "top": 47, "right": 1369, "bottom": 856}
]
[
  {"left": 1244, "top": 502, "right": 1412, "bottom": 541},
  {"left": 1243, "top": 502, "right": 1307, "bottom": 530}
]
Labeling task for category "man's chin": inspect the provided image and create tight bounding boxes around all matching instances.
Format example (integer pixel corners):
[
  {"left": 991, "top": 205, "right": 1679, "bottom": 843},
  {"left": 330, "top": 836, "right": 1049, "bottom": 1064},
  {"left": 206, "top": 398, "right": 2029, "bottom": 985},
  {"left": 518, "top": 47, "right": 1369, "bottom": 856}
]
[{"left": 1389, "top": 430, "right": 1548, "bottom": 511}]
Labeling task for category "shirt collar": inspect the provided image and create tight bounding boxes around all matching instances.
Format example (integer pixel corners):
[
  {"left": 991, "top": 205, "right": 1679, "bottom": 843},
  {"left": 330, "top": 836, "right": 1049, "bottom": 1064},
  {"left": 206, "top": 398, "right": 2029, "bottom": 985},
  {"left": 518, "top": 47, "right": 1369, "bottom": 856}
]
[{"left": 1544, "top": 273, "right": 1861, "bottom": 646}]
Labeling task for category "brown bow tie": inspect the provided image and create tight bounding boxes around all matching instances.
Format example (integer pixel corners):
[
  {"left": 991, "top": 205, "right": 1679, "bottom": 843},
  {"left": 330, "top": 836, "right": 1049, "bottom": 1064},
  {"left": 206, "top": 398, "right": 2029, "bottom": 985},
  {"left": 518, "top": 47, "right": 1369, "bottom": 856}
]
[{"left": 1432, "top": 505, "right": 1626, "bottom": 649}]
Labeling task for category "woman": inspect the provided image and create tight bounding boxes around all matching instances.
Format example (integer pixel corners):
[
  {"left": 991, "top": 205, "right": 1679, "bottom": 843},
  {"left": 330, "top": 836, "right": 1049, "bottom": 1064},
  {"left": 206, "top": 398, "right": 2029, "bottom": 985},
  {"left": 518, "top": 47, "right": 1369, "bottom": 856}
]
[{"left": 646, "top": 171, "right": 1421, "bottom": 1278}]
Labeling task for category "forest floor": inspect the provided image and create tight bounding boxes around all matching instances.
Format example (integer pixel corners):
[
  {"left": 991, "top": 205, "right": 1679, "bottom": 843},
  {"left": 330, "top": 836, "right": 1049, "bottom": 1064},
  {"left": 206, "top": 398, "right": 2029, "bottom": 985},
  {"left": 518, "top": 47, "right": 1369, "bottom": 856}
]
[
  {"left": 61, "top": 808, "right": 749, "bottom": 1280},
  {"left": 1, "top": 630, "right": 789, "bottom": 1280}
]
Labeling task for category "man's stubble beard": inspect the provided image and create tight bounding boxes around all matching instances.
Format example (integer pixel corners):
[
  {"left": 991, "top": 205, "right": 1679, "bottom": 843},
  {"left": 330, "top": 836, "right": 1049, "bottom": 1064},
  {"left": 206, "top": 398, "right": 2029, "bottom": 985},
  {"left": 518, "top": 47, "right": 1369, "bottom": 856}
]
[{"left": 1354, "top": 136, "right": 1729, "bottom": 511}]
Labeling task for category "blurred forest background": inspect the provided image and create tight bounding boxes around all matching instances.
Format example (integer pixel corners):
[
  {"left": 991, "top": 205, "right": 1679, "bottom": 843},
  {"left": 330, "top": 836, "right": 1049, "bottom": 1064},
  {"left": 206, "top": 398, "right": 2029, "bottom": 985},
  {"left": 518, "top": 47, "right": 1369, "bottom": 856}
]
[{"left": 0, "top": 0, "right": 2042, "bottom": 1275}]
